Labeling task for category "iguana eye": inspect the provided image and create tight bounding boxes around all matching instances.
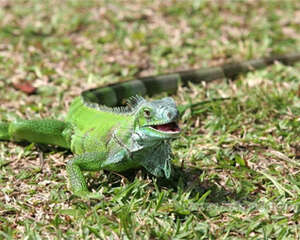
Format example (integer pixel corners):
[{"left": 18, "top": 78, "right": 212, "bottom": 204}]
[{"left": 144, "top": 109, "right": 151, "bottom": 118}]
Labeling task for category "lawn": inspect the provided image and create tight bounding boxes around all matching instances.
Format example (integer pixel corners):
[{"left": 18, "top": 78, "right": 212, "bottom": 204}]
[{"left": 0, "top": 0, "right": 300, "bottom": 239}]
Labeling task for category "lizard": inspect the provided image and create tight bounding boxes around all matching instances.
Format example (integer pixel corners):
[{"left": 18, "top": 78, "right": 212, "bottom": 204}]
[
  {"left": 0, "top": 52, "right": 299, "bottom": 198},
  {"left": 0, "top": 95, "right": 180, "bottom": 198}
]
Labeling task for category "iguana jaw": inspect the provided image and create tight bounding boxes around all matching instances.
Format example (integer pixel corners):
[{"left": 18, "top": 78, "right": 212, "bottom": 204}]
[{"left": 147, "top": 121, "right": 180, "bottom": 137}]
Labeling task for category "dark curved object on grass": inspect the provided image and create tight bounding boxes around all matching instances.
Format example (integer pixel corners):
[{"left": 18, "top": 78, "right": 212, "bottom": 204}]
[{"left": 82, "top": 52, "right": 300, "bottom": 107}]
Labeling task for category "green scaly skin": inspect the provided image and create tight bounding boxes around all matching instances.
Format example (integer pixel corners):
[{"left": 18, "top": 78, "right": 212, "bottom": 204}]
[{"left": 0, "top": 52, "right": 299, "bottom": 198}]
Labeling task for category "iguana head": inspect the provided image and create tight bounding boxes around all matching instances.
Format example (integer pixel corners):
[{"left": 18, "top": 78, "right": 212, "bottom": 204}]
[
  {"left": 127, "top": 96, "right": 180, "bottom": 179},
  {"left": 130, "top": 96, "right": 180, "bottom": 140}
]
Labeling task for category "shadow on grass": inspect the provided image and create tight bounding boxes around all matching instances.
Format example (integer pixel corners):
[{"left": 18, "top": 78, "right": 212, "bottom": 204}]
[
  {"left": 87, "top": 164, "right": 253, "bottom": 204},
  {"left": 156, "top": 165, "right": 248, "bottom": 203}
]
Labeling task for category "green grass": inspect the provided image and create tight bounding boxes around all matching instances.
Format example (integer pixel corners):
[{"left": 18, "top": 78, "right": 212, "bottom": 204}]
[{"left": 0, "top": 0, "right": 300, "bottom": 239}]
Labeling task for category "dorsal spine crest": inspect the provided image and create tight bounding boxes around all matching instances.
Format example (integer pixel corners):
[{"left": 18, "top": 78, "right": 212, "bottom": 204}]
[{"left": 81, "top": 95, "right": 146, "bottom": 114}]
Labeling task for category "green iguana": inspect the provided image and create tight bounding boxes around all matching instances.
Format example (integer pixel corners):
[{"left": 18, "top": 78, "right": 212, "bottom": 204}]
[
  {"left": 0, "top": 96, "right": 180, "bottom": 198},
  {"left": 0, "top": 53, "right": 299, "bottom": 198}
]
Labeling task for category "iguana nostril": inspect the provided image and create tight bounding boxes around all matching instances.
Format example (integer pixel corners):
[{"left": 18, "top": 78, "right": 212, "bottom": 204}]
[{"left": 167, "top": 112, "right": 172, "bottom": 119}]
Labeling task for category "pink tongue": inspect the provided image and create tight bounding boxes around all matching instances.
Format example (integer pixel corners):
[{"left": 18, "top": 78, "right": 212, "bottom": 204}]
[
  {"left": 155, "top": 123, "right": 180, "bottom": 132},
  {"left": 157, "top": 124, "right": 172, "bottom": 131}
]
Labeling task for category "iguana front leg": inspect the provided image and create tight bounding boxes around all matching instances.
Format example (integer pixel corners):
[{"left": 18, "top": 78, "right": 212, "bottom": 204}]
[
  {"left": 66, "top": 150, "right": 129, "bottom": 197},
  {"left": 66, "top": 152, "right": 107, "bottom": 197}
]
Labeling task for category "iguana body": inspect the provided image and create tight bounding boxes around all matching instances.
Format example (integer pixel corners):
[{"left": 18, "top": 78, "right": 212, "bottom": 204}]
[
  {"left": 0, "top": 96, "right": 180, "bottom": 197},
  {"left": 0, "top": 53, "right": 300, "bottom": 197}
]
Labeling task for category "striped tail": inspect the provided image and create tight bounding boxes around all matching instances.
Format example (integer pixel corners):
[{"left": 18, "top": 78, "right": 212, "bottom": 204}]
[
  {"left": 82, "top": 52, "right": 300, "bottom": 107},
  {"left": 0, "top": 122, "right": 10, "bottom": 140}
]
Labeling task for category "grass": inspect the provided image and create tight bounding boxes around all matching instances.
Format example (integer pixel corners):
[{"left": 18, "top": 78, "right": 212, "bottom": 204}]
[{"left": 0, "top": 0, "right": 300, "bottom": 239}]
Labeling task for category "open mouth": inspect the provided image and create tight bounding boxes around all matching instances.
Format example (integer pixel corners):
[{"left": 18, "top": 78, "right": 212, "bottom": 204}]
[{"left": 151, "top": 122, "right": 180, "bottom": 133}]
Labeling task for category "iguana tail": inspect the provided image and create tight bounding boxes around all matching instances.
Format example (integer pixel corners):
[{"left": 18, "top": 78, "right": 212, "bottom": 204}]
[
  {"left": 0, "top": 122, "right": 10, "bottom": 140},
  {"left": 82, "top": 52, "right": 300, "bottom": 107}
]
